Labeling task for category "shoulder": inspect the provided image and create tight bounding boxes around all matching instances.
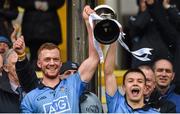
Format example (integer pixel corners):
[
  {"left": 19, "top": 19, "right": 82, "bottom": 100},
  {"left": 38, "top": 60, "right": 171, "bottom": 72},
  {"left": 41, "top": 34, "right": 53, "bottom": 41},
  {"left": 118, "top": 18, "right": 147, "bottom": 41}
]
[
  {"left": 23, "top": 88, "right": 41, "bottom": 100},
  {"left": 148, "top": 108, "right": 160, "bottom": 113},
  {"left": 65, "top": 72, "right": 81, "bottom": 81}
]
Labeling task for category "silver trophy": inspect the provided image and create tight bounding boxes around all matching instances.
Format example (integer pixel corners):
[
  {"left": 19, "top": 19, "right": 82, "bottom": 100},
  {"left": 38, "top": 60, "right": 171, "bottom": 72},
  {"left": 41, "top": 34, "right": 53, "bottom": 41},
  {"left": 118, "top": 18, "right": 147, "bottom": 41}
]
[{"left": 94, "top": 5, "right": 119, "bottom": 44}]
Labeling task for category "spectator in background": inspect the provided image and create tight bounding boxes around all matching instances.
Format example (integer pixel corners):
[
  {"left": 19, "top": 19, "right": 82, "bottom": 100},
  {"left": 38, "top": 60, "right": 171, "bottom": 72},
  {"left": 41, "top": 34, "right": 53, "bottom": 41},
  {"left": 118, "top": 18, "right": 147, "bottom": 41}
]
[
  {"left": 59, "top": 61, "right": 79, "bottom": 80},
  {"left": 139, "top": 64, "right": 176, "bottom": 113},
  {"left": 104, "top": 42, "right": 159, "bottom": 113},
  {"left": 0, "top": 0, "right": 18, "bottom": 39},
  {"left": 0, "top": 36, "right": 11, "bottom": 55},
  {"left": 14, "top": 0, "right": 65, "bottom": 68},
  {"left": 128, "top": 0, "right": 171, "bottom": 68},
  {"left": 165, "top": 0, "right": 180, "bottom": 31},
  {"left": 153, "top": 57, "right": 180, "bottom": 112},
  {"left": 146, "top": 0, "right": 180, "bottom": 94},
  {"left": 0, "top": 49, "right": 23, "bottom": 112}
]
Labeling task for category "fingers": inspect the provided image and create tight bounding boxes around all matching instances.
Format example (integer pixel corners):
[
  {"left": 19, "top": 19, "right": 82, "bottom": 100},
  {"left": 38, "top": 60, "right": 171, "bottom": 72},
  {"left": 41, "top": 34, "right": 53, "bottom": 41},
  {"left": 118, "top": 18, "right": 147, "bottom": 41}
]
[
  {"left": 11, "top": 24, "right": 21, "bottom": 43},
  {"left": 13, "top": 36, "right": 25, "bottom": 54},
  {"left": 83, "top": 5, "right": 95, "bottom": 20},
  {"left": 84, "top": 5, "right": 94, "bottom": 15}
]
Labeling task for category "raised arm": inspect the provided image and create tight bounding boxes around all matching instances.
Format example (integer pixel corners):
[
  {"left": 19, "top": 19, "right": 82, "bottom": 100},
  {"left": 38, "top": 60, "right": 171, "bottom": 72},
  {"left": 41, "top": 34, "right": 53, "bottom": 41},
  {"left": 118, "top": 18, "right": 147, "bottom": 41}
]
[
  {"left": 12, "top": 25, "right": 38, "bottom": 92},
  {"left": 104, "top": 42, "right": 118, "bottom": 96},
  {"left": 78, "top": 5, "right": 99, "bottom": 82}
]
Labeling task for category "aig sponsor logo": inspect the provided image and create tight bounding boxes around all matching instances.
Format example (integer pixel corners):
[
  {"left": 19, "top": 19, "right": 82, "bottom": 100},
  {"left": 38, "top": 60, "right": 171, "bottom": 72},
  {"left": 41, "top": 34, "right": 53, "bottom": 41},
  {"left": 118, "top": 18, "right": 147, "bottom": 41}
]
[{"left": 43, "top": 96, "right": 71, "bottom": 113}]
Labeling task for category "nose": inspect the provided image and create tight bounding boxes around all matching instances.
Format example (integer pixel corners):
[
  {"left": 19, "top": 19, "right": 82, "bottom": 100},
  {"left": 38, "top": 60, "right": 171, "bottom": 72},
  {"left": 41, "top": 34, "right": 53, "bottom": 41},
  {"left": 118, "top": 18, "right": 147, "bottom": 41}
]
[
  {"left": 161, "top": 69, "right": 167, "bottom": 76},
  {"left": 133, "top": 80, "right": 139, "bottom": 86},
  {"left": 49, "top": 59, "right": 55, "bottom": 64}
]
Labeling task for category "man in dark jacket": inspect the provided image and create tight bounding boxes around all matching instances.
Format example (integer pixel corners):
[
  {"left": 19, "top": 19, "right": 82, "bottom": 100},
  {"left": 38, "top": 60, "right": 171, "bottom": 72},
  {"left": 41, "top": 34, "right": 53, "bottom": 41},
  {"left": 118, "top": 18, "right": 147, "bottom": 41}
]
[
  {"left": 128, "top": 0, "right": 171, "bottom": 68},
  {"left": 139, "top": 64, "right": 176, "bottom": 113},
  {"left": 153, "top": 57, "right": 180, "bottom": 112},
  {"left": 146, "top": 0, "right": 180, "bottom": 95},
  {"left": 14, "top": 0, "right": 65, "bottom": 66}
]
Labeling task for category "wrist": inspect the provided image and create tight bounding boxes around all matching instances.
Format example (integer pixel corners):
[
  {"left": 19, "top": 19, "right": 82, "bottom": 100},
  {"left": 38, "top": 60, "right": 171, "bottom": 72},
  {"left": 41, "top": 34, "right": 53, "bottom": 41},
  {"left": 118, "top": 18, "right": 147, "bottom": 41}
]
[
  {"left": 164, "top": 4, "right": 171, "bottom": 9},
  {"left": 18, "top": 52, "right": 26, "bottom": 61}
]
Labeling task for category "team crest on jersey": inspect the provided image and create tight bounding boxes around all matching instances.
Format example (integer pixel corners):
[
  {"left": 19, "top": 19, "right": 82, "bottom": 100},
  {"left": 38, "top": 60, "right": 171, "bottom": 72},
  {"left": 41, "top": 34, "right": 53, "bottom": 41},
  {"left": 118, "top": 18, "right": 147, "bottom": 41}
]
[
  {"left": 43, "top": 96, "right": 71, "bottom": 113},
  {"left": 60, "top": 86, "right": 65, "bottom": 92}
]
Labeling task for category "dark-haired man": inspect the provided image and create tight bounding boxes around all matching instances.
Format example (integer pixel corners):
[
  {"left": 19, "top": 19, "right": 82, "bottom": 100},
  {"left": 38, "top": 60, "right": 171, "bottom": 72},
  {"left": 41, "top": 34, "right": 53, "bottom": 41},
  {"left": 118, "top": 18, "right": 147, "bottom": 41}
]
[
  {"left": 139, "top": 64, "right": 176, "bottom": 113},
  {"left": 104, "top": 42, "right": 159, "bottom": 113},
  {"left": 153, "top": 58, "right": 180, "bottom": 112}
]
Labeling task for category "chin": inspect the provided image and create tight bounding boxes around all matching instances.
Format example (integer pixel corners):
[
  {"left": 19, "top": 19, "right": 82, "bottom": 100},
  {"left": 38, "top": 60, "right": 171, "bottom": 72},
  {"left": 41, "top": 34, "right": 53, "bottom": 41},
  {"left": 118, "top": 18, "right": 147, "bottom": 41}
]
[
  {"left": 130, "top": 98, "right": 141, "bottom": 103},
  {"left": 46, "top": 75, "right": 58, "bottom": 79}
]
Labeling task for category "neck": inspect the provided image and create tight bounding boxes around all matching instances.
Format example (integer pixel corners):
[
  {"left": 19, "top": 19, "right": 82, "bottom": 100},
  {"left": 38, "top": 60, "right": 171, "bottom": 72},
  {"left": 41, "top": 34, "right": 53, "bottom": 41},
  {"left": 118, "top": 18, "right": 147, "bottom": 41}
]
[
  {"left": 127, "top": 98, "right": 144, "bottom": 109},
  {"left": 42, "top": 77, "right": 60, "bottom": 88},
  {"left": 157, "top": 86, "right": 169, "bottom": 95}
]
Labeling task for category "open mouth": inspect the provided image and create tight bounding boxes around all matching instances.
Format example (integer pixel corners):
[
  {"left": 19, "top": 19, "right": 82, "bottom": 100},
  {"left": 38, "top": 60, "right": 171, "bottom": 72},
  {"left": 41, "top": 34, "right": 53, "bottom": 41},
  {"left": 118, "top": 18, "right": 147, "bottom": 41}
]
[
  {"left": 131, "top": 88, "right": 140, "bottom": 96},
  {"left": 159, "top": 77, "right": 168, "bottom": 82}
]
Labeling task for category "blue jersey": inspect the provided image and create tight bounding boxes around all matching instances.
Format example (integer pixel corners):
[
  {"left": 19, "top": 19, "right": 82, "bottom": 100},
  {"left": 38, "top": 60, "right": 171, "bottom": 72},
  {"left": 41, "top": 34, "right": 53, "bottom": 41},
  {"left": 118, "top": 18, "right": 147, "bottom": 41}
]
[
  {"left": 21, "top": 72, "right": 87, "bottom": 113},
  {"left": 106, "top": 90, "right": 160, "bottom": 113}
]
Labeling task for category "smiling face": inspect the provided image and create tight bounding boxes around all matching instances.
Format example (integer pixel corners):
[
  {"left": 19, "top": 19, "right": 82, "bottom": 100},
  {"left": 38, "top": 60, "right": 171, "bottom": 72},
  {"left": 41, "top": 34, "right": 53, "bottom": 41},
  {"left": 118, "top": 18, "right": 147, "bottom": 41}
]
[
  {"left": 3, "top": 49, "right": 19, "bottom": 85},
  {"left": 154, "top": 59, "right": 174, "bottom": 90},
  {"left": 37, "top": 48, "right": 62, "bottom": 80},
  {"left": 139, "top": 66, "right": 155, "bottom": 97},
  {"left": 6, "top": 51, "right": 18, "bottom": 75},
  {"left": 123, "top": 72, "right": 146, "bottom": 103}
]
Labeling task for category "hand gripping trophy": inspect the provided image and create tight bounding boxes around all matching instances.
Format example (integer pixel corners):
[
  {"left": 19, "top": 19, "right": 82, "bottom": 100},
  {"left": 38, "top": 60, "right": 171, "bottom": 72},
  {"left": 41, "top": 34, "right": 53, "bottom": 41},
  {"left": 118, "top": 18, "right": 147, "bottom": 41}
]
[{"left": 89, "top": 5, "right": 153, "bottom": 63}]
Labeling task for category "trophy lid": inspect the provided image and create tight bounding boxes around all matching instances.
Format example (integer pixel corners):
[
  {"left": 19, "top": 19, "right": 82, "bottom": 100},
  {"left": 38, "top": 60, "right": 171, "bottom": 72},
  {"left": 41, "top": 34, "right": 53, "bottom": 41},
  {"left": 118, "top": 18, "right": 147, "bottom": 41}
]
[{"left": 94, "top": 5, "right": 116, "bottom": 19}]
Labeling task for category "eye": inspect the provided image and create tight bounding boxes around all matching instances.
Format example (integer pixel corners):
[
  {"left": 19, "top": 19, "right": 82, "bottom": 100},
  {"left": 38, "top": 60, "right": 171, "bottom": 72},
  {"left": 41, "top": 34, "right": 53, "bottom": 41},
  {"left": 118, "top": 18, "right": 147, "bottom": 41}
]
[
  {"left": 138, "top": 79, "right": 144, "bottom": 83},
  {"left": 64, "top": 71, "right": 72, "bottom": 75},
  {"left": 73, "top": 71, "right": 77, "bottom": 74},
  {"left": 165, "top": 69, "right": 172, "bottom": 73},
  {"left": 53, "top": 58, "right": 60, "bottom": 62},
  {"left": 127, "top": 79, "right": 133, "bottom": 83},
  {"left": 64, "top": 70, "right": 77, "bottom": 76}
]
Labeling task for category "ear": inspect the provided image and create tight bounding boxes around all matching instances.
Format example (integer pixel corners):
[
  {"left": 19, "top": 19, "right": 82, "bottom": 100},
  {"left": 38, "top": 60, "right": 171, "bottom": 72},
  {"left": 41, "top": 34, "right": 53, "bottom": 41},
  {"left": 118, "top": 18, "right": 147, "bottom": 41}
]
[
  {"left": 143, "top": 84, "right": 147, "bottom": 93},
  {"left": 122, "top": 85, "right": 126, "bottom": 92},
  {"left": 3, "top": 65, "right": 9, "bottom": 72},
  {"left": 172, "top": 72, "right": 175, "bottom": 81},
  {"left": 37, "top": 60, "right": 41, "bottom": 69}
]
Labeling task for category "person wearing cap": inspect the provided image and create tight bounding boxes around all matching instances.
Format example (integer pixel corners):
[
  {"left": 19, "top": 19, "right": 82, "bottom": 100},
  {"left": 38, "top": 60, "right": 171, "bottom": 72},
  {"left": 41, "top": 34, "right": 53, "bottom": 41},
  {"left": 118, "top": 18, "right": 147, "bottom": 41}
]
[
  {"left": 0, "top": 36, "right": 11, "bottom": 55},
  {"left": 13, "top": 5, "right": 99, "bottom": 113},
  {"left": 59, "top": 61, "right": 79, "bottom": 80}
]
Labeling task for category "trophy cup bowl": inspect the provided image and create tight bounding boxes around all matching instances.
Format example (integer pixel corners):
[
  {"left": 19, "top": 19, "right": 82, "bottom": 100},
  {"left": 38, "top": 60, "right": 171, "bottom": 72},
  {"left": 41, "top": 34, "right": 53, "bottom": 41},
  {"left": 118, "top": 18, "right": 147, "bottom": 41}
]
[{"left": 93, "top": 5, "right": 119, "bottom": 44}]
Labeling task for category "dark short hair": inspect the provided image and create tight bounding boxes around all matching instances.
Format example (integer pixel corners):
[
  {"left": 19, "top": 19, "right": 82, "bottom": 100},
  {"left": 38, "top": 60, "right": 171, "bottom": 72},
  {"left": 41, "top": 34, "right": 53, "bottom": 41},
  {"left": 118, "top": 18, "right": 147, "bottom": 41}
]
[
  {"left": 152, "top": 57, "right": 174, "bottom": 72},
  {"left": 122, "top": 68, "right": 146, "bottom": 85}
]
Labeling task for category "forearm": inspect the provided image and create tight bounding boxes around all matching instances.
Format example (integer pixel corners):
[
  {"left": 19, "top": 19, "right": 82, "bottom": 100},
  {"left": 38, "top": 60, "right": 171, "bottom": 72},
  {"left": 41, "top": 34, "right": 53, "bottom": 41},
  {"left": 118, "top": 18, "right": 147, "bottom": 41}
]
[
  {"left": 104, "top": 42, "right": 118, "bottom": 96},
  {"left": 16, "top": 57, "right": 39, "bottom": 92}
]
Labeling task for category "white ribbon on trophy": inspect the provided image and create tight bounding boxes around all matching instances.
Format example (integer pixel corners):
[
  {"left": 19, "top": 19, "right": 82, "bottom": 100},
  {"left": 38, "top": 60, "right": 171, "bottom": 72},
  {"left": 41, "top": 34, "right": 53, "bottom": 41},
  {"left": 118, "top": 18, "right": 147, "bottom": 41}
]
[{"left": 89, "top": 13, "right": 153, "bottom": 63}]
